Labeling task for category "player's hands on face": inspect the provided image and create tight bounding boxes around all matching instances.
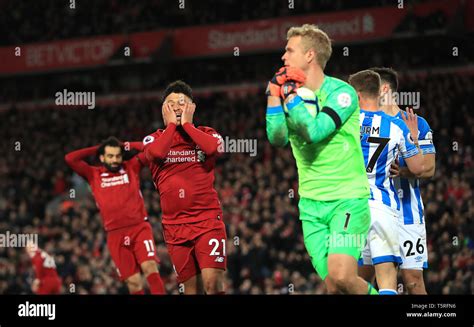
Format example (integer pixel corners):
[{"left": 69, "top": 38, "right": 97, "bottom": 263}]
[
  {"left": 162, "top": 102, "right": 178, "bottom": 126},
  {"left": 181, "top": 102, "right": 195, "bottom": 125},
  {"left": 389, "top": 157, "right": 400, "bottom": 178},
  {"left": 401, "top": 107, "right": 419, "bottom": 144}
]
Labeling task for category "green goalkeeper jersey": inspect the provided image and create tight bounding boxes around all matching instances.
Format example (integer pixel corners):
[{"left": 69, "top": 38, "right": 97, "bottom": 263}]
[{"left": 266, "top": 75, "right": 370, "bottom": 201}]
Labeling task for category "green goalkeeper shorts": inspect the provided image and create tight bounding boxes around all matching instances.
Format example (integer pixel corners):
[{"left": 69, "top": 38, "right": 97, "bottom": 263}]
[{"left": 299, "top": 197, "right": 370, "bottom": 280}]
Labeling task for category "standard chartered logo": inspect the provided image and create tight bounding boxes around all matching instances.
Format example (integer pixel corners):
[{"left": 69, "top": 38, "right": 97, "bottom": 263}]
[{"left": 197, "top": 150, "right": 206, "bottom": 162}]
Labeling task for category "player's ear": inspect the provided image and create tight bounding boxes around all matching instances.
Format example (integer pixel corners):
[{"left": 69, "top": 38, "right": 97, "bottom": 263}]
[
  {"left": 99, "top": 154, "right": 105, "bottom": 163},
  {"left": 185, "top": 94, "right": 193, "bottom": 104},
  {"left": 306, "top": 49, "right": 315, "bottom": 64}
]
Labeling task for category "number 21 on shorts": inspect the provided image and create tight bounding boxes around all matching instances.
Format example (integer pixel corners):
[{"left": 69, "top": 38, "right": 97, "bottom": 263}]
[{"left": 209, "top": 238, "right": 226, "bottom": 257}]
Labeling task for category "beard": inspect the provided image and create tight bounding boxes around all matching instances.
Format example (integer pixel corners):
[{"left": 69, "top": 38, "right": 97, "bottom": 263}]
[{"left": 104, "top": 163, "right": 122, "bottom": 173}]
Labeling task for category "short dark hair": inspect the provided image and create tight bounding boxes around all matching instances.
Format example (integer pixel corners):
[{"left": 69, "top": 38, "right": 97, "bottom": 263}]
[
  {"left": 162, "top": 80, "right": 193, "bottom": 103},
  {"left": 369, "top": 67, "right": 398, "bottom": 92},
  {"left": 97, "top": 136, "right": 123, "bottom": 156},
  {"left": 348, "top": 70, "right": 381, "bottom": 99}
]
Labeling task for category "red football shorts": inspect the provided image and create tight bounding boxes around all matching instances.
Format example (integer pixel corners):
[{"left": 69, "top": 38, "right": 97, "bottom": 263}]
[
  {"left": 164, "top": 217, "right": 227, "bottom": 284},
  {"left": 107, "top": 221, "right": 160, "bottom": 281},
  {"left": 36, "top": 277, "right": 62, "bottom": 295}
]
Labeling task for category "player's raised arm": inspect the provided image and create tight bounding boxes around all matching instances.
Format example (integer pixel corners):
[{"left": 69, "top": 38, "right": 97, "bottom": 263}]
[
  {"left": 143, "top": 102, "right": 177, "bottom": 162},
  {"left": 124, "top": 141, "right": 144, "bottom": 152},
  {"left": 398, "top": 114, "right": 436, "bottom": 179},
  {"left": 418, "top": 116, "right": 436, "bottom": 177},
  {"left": 401, "top": 151, "right": 424, "bottom": 177},
  {"left": 64, "top": 145, "right": 98, "bottom": 180},
  {"left": 181, "top": 102, "right": 222, "bottom": 156},
  {"left": 285, "top": 84, "right": 358, "bottom": 144},
  {"left": 123, "top": 141, "right": 151, "bottom": 169},
  {"left": 420, "top": 153, "right": 435, "bottom": 177},
  {"left": 398, "top": 109, "right": 425, "bottom": 177}
]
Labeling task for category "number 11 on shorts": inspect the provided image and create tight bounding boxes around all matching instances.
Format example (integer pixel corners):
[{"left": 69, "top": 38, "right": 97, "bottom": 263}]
[{"left": 144, "top": 240, "right": 155, "bottom": 257}]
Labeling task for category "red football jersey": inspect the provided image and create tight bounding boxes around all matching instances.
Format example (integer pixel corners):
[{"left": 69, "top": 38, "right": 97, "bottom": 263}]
[
  {"left": 65, "top": 145, "right": 149, "bottom": 232},
  {"left": 143, "top": 125, "right": 223, "bottom": 225},
  {"left": 31, "top": 249, "right": 60, "bottom": 280}
]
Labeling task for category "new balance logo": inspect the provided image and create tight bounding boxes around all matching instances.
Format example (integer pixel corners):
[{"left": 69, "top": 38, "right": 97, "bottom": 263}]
[{"left": 215, "top": 256, "right": 224, "bottom": 263}]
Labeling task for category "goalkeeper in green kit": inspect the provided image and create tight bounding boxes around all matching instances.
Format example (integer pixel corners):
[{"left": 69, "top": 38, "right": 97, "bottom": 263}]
[{"left": 265, "top": 24, "right": 377, "bottom": 294}]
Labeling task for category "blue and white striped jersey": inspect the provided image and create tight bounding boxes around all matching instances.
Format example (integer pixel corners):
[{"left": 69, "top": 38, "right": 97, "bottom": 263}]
[
  {"left": 360, "top": 110, "right": 419, "bottom": 210},
  {"left": 393, "top": 113, "right": 436, "bottom": 225}
]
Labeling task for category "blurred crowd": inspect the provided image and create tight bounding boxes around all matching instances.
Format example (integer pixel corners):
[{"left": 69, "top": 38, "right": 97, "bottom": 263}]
[
  {"left": 0, "top": 0, "right": 472, "bottom": 295},
  {"left": 1, "top": 34, "right": 472, "bottom": 104},
  {"left": 0, "top": 69, "right": 472, "bottom": 294},
  {"left": 0, "top": 0, "right": 425, "bottom": 46}
]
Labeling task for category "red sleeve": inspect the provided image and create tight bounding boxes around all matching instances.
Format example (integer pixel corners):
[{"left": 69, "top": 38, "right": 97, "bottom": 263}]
[
  {"left": 128, "top": 152, "right": 149, "bottom": 173},
  {"left": 182, "top": 123, "right": 223, "bottom": 156},
  {"left": 144, "top": 123, "right": 177, "bottom": 162},
  {"left": 64, "top": 146, "right": 98, "bottom": 180},
  {"left": 124, "top": 141, "right": 144, "bottom": 152},
  {"left": 136, "top": 152, "right": 149, "bottom": 167},
  {"left": 123, "top": 141, "right": 148, "bottom": 171}
]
